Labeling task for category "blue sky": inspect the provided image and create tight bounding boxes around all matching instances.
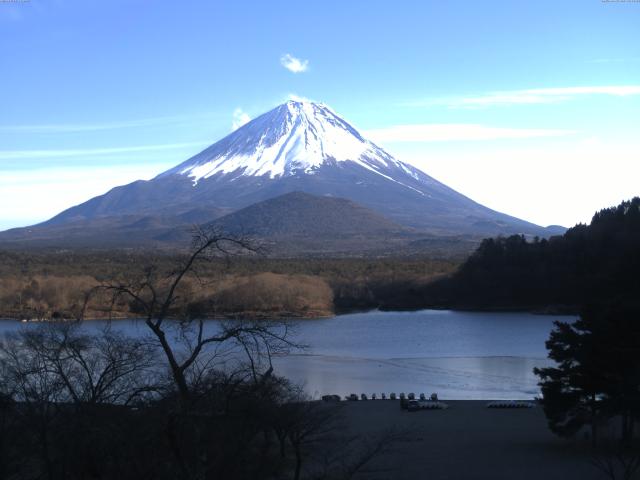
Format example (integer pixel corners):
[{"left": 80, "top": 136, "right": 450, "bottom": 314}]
[{"left": 1, "top": 0, "right": 639, "bottom": 230}]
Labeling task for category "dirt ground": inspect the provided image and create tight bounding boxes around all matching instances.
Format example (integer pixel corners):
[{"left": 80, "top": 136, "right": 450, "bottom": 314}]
[{"left": 339, "top": 400, "right": 603, "bottom": 480}]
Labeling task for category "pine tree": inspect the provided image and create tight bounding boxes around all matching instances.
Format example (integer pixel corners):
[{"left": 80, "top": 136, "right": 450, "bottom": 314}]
[{"left": 535, "top": 302, "right": 640, "bottom": 445}]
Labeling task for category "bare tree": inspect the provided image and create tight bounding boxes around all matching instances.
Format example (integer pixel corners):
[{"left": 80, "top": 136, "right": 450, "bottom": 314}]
[
  {"left": 13, "top": 323, "right": 159, "bottom": 406},
  {"left": 0, "top": 364, "right": 17, "bottom": 480},
  {"left": 273, "top": 396, "right": 406, "bottom": 480},
  {"left": 1, "top": 328, "right": 68, "bottom": 480},
  {"left": 88, "top": 226, "right": 296, "bottom": 406},
  {"left": 591, "top": 448, "right": 640, "bottom": 480},
  {"left": 1, "top": 323, "right": 163, "bottom": 480},
  {"left": 590, "top": 426, "right": 640, "bottom": 480}
]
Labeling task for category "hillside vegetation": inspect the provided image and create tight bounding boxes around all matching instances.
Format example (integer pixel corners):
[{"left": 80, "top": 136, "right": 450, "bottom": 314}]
[{"left": 0, "top": 253, "right": 457, "bottom": 320}]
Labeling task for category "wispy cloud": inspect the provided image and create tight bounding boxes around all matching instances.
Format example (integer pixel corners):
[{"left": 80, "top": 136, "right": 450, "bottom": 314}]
[
  {"left": 280, "top": 53, "right": 309, "bottom": 73},
  {"left": 588, "top": 57, "right": 640, "bottom": 64},
  {"left": 231, "top": 108, "right": 251, "bottom": 131},
  {"left": 364, "top": 124, "right": 575, "bottom": 143},
  {"left": 405, "top": 85, "right": 640, "bottom": 108},
  {"left": 0, "top": 142, "right": 206, "bottom": 160},
  {"left": 0, "top": 112, "right": 222, "bottom": 134},
  {"left": 287, "top": 93, "right": 316, "bottom": 103}
]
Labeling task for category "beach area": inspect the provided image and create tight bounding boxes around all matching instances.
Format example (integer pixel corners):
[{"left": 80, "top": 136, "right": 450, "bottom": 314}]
[{"left": 338, "top": 400, "right": 600, "bottom": 480}]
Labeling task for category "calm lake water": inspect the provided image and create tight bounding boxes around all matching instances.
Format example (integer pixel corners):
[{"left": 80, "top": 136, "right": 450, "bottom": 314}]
[{"left": 0, "top": 310, "right": 574, "bottom": 400}]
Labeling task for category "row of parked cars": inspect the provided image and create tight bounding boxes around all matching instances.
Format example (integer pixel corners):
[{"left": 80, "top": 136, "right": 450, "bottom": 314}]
[
  {"left": 322, "top": 392, "right": 439, "bottom": 402},
  {"left": 320, "top": 394, "right": 535, "bottom": 411}
]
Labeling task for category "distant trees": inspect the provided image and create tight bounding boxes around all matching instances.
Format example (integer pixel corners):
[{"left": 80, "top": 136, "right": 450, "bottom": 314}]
[
  {"left": 535, "top": 303, "right": 640, "bottom": 446},
  {"left": 0, "top": 275, "right": 97, "bottom": 321},
  {"left": 211, "top": 272, "right": 334, "bottom": 317},
  {"left": 0, "top": 247, "right": 459, "bottom": 321}
]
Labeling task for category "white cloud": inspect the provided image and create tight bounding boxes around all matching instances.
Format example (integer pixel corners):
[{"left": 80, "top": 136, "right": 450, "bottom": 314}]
[
  {"left": 280, "top": 53, "right": 309, "bottom": 73},
  {"left": 406, "top": 85, "right": 640, "bottom": 108},
  {"left": 287, "top": 93, "right": 315, "bottom": 103},
  {"left": 364, "top": 124, "right": 575, "bottom": 143},
  {"left": 231, "top": 108, "right": 251, "bottom": 131}
]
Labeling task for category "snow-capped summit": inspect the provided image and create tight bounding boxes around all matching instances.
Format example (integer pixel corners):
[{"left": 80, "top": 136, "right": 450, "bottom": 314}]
[{"left": 159, "top": 100, "right": 423, "bottom": 187}]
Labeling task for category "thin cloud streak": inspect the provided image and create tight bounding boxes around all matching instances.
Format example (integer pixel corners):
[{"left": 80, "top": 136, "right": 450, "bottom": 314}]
[
  {"left": 403, "top": 85, "right": 640, "bottom": 108},
  {"left": 0, "top": 142, "right": 207, "bottom": 160},
  {"left": 365, "top": 124, "right": 575, "bottom": 142},
  {"left": 588, "top": 57, "right": 640, "bottom": 64},
  {"left": 0, "top": 112, "right": 223, "bottom": 134}
]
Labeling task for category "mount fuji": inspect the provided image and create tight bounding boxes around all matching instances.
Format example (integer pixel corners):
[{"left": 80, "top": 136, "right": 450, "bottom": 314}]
[{"left": 0, "top": 100, "right": 563, "bottom": 252}]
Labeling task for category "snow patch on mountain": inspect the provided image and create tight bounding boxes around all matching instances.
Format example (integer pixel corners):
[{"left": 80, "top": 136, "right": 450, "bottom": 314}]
[{"left": 159, "top": 101, "right": 423, "bottom": 187}]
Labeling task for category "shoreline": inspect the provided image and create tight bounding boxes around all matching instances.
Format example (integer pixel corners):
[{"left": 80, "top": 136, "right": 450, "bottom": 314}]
[
  {"left": 0, "top": 305, "right": 577, "bottom": 323},
  {"left": 0, "top": 311, "right": 335, "bottom": 323}
]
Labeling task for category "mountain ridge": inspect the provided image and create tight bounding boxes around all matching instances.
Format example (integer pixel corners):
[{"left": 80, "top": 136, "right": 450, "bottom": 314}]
[{"left": 1, "top": 100, "right": 565, "bottom": 251}]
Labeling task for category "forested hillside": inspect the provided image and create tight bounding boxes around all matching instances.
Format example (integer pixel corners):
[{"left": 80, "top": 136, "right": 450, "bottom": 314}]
[{"left": 426, "top": 197, "right": 640, "bottom": 311}]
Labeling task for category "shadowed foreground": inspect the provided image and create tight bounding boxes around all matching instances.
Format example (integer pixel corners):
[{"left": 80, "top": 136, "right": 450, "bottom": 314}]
[{"left": 342, "top": 400, "right": 599, "bottom": 480}]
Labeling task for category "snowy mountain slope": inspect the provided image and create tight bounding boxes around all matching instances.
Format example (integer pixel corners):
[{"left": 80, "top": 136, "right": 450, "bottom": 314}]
[{"left": 158, "top": 101, "right": 427, "bottom": 188}]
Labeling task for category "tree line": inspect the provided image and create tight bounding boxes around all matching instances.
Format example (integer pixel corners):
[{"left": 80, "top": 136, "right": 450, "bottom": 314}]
[
  {"left": 425, "top": 197, "right": 640, "bottom": 312},
  {"left": 0, "top": 249, "right": 458, "bottom": 320}
]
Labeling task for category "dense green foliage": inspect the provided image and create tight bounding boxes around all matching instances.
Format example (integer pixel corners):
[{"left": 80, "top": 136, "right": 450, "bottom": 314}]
[{"left": 427, "top": 197, "right": 640, "bottom": 311}]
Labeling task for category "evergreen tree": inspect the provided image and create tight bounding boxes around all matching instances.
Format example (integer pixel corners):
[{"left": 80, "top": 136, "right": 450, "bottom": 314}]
[
  {"left": 430, "top": 197, "right": 640, "bottom": 311},
  {"left": 535, "top": 302, "right": 640, "bottom": 445}
]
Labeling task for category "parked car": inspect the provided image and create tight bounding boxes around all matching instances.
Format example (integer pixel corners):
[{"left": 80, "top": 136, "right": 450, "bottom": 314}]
[
  {"left": 407, "top": 400, "right": 449, "bottom": 411},
  {"left": 321, "top": 395, "right": 341, "bottom": 402}
]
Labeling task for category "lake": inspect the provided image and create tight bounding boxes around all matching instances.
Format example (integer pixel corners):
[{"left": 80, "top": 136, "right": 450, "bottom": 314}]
[{"left": 0, "top": 309, "right": 573, "bottom": 400}]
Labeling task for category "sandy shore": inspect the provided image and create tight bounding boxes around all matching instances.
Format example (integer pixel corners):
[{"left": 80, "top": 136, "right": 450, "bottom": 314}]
[{"left": 339, "top": 400, "right": 600, "bottom": 480}]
